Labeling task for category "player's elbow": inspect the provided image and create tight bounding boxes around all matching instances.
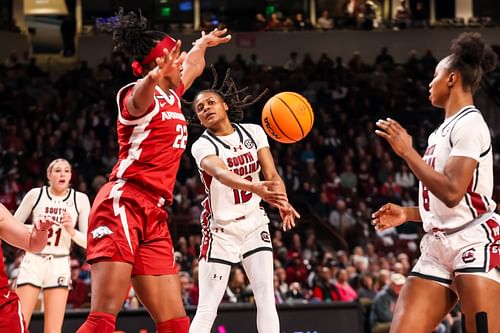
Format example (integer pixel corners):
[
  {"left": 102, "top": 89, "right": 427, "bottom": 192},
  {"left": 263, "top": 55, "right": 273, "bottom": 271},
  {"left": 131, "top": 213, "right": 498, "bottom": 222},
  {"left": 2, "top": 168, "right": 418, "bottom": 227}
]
[{"left": 442, "top": 193, "right": 462, "bottom": 208}]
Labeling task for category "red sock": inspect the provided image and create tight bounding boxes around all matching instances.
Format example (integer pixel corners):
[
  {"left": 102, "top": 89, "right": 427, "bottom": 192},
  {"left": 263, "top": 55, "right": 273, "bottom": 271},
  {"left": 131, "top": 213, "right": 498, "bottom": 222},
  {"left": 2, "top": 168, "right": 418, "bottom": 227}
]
[
  {"left": 156, "top": 316, "right": 190, "bottom": 333},
  {"left": 76, "top": 311, "right": 116, "bottom": 333}
]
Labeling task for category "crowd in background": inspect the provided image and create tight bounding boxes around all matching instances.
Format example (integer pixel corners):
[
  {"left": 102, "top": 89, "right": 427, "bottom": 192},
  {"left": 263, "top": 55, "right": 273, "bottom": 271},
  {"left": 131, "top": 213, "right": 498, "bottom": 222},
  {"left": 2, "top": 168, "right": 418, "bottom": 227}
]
[{"left": 1, "top": 40, "right": 499, "bottom": 332}]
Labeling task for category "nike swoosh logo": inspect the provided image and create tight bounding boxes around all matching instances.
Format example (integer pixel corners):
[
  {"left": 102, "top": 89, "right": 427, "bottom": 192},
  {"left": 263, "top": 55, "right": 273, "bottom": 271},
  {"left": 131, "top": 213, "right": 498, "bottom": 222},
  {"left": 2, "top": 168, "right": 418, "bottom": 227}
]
[{"left": 4, "top": 291, "right": 10, "bottom": 298}]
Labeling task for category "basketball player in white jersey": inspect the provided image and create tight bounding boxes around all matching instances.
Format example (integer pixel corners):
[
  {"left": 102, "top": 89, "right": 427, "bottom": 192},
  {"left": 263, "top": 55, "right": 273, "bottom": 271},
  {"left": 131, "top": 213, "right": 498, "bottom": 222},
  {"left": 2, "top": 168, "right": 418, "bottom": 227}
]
[
  {"left": 14, "top": 158, "right": 90, "bottom": 333},
  {"left": 189, "top": 71, "right": 300, "bottom": 333},
  {"left": 372, "top": 33, "right": 500, "bottom": 333}
]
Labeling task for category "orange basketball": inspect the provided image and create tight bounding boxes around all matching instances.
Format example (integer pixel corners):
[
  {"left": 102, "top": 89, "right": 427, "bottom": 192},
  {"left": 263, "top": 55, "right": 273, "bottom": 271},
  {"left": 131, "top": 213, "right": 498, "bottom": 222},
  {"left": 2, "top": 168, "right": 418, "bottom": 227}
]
[{"left": 261, "top": 92, "right": 314, "bottom": 144}]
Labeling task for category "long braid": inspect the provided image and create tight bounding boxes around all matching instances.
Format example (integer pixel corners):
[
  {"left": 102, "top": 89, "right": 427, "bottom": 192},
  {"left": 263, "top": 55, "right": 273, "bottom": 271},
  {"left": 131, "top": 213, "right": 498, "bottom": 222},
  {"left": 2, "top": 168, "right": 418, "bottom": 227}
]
[
  {"left": 184, "top": 66, "right": 268, "bottom": 125},
  {"left": 96, "top": 7, "right": 167, "bottom": 63}
]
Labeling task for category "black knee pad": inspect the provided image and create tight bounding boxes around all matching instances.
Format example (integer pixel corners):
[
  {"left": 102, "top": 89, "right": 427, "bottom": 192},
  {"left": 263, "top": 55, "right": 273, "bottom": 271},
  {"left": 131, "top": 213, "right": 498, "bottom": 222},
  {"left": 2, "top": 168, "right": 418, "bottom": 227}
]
[{"left": 476, "top": 312, "right": 488, "bottom": 333}]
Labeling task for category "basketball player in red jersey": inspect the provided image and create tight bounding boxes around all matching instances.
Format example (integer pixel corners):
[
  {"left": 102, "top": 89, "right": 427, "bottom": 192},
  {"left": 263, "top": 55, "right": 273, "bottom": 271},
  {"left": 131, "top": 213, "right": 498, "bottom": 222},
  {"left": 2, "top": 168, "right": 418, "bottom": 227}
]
[
  {"left": 0, "top": 203, "right": 52, "bottom": 332},
  {"left": 77, "top": 9, "right": 231, "bottom": 333},
  {"left": 372, "top": 33, "right": 499, "bottom": 333}
]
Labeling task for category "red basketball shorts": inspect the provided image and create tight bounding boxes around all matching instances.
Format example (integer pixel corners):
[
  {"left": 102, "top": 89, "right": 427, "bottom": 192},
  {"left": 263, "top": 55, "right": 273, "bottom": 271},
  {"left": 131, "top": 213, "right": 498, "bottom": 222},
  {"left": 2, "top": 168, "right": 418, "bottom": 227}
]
[
  {"left": 0, "top": 294, "right": 28, "bottom": 333},
  {"left": 86, "top": 181, "right": 177, "bottom": 276}
]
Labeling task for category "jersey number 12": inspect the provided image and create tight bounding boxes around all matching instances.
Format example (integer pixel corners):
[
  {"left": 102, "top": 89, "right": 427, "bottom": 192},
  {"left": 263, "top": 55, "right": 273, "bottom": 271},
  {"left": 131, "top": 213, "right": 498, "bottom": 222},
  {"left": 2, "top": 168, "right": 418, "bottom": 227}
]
[{"left": 233, "top": 176, "right": 253, "bottom": 204}]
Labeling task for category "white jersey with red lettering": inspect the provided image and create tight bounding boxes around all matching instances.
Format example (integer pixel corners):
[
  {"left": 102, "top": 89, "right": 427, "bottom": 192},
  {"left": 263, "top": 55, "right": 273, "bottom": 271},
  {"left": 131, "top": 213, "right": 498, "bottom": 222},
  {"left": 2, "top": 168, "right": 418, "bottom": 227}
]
[
  {"left": 418, "top": 105, "right": 496, "bottom": 232},
  {"left": 108, "top": 82, "right": 187, "bottom": 206},
  {"left": 14, "top": 186, "right": 90, "bottom": 256},
  {"left": 191, "top": 123, "right": 269, "bottom": 222}
]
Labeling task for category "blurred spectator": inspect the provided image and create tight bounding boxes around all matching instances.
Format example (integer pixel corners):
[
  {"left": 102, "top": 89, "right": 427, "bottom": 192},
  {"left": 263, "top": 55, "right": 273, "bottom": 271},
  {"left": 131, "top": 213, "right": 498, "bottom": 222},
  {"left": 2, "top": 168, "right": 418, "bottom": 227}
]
[
  {"left": 317, "top": 10, "right": 334, "bottom": 30},
  {"left": 375, "top": 47, "right": 395, "bottom": 71},
  {"left": 255, "top": 13, "right": 267, "bottom": 31},
  {"left": 342, "top": 0, "right": 363, "bottom": 28},
  {"left": 226, "top": 267, "right": 252, "bottom": 303},
  {"left": 267, "top": 12, "right": 283, "bottom": 31},
  {"left": 329, "top": 199, "right": 356, "bottom": 237},
  {"left": 369, "top": 273, "right": 406, "bottom": 333},
  {"left": 335, "top": 269, "right": 358, "bottom": 301},
  {"left": 60, "top": 15, "right": 76, "bottom": 57},
  {"left": 293, "top": 12, "right": 313, "bottom": 31},
  {"left": 394, "top": 0, "right": 411, "bottom": 30},
  {"left": 273, "top": 273, "right": 286, "bottom": 304},
  {"left": 312, "top": 266, "right": 341, "bottom": 302},
  {"left": 67, "top": 259, "right": 90, "bottom": 309},
  {"left": 362, "top": 1, "right": 378, "bottom": 30},
  {"left": 179, "top": 271, "right": 195, "bottom": 306},
  {"left": 285, "top": 282, "right": 307, "bottom": 303},
  {"left": 412, "top": 1, "right": 428, "bottom": 28}
]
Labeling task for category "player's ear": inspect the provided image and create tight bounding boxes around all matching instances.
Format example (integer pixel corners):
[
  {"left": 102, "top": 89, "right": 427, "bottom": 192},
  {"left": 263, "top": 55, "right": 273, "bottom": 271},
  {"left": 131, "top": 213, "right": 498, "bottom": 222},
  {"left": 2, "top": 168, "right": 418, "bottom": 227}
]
[
  {"left": 447, "top": 72, "right": 456, "bottom": 87},
  {"left": 223, "top": 102, "right": 229, "bottom": 112}
]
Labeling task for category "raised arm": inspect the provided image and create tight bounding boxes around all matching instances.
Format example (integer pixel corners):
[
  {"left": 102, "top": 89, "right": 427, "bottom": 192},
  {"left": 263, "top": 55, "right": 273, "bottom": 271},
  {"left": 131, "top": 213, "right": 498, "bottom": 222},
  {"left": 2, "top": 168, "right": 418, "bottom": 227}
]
[
  {"left": 181, "top": 28, "right": 231, "bottom": 90},
  {"left": 126, "top": 41, "right": 186, "bottom": 117},
  {"left": 0, "top": 203, "right": 52, "bottom": 252},
  {"left": 376, "top": 118, "right": 477, "bottom": 208}
]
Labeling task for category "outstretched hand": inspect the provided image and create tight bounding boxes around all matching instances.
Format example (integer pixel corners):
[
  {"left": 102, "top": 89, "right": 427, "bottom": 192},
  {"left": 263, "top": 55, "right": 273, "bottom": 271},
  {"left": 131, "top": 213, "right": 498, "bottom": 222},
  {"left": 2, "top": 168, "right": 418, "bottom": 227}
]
[
  {"left": 252, "top": 180, "right": 288, "bottom": 208},
  {"left": 149, "top": 40, "right": 187, "bottom": 84},
  {"left": 279, "top": 202, "right": 301, "bottom": 231},
  {"left": 193, "top": 28, "right": 232, "bottom": 48},
  {"left": 371, "top": 203, "right": 407, "bottom": 231},
  {"left": 34, "top": 216, "right": 55, "bottom": 232},
  {"left": 375, "top": 118, "right": 413, "bottom": 158}
]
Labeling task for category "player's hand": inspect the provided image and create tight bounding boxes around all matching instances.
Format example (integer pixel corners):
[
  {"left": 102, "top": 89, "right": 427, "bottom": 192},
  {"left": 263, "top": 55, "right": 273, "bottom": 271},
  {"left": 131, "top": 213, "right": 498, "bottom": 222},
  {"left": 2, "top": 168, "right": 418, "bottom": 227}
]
[
  {"left": 251, "top": 181, "right": 288, "bottom": 207},
  {"left": 279, "top": 202, "right": 301, "bottom": 231},
  {"left": 61, "top": 212, "right": 76, "bottom": 237},
  {"left": 193, "top": 28, "right": 231, "bottom": 48},
  {"left": 34, "top": 216, "right": 55, "bottom": 232},
  {"left": 371, "top": 203, "right": 407, "bottom": 231},
  {"left": 375, "top": 118, "right": 413, "bottom": 158},
  {"left": 149, "top": 40, "right": 187, "bottom": 84}
]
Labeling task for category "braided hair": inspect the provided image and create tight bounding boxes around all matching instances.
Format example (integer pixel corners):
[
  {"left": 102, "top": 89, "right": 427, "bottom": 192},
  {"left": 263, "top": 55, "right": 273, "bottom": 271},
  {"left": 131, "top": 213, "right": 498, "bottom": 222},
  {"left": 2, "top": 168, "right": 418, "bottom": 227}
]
[
  {"left": 447, "top": 32, "right": 498, "bottom": 92},
  {"left": 97, "top": 8, "right": 167, "bottom": 67},
  {"left": 185, "top": 66, "right": 268, "bottom": 125}
]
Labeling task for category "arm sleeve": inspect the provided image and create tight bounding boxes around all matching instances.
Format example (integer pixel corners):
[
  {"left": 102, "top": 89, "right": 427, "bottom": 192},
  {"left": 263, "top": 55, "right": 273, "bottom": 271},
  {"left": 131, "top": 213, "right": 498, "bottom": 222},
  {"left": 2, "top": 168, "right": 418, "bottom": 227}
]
[
  {"left": 449, "top": 113, "right": 490, "bottom": 161},
  {"left": 72, "top": 192, "right": 91, "bottom": 248},
  {"left": 14, "top": 188, "right": 39, "bottom": 224},
  {"left": 191, "top": 138, "right": 217, "bottom": 169}
]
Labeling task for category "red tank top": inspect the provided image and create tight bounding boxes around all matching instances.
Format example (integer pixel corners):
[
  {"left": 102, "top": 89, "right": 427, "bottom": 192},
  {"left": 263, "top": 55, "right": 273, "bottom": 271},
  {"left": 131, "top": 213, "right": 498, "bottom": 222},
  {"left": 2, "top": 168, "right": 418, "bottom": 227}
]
[{"left": 109, "top": 82, "right": 187, "bottom": 205}]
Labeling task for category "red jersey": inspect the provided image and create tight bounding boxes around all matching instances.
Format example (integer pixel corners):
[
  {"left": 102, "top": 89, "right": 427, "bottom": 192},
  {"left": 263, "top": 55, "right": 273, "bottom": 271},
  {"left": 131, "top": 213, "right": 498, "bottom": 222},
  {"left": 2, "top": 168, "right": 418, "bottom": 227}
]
[
  {"left": 109, "top": 82, "right": 187, "bottom": 205},
  {"left": 0, "top": 242, "right": 18, "bottom": 307}
]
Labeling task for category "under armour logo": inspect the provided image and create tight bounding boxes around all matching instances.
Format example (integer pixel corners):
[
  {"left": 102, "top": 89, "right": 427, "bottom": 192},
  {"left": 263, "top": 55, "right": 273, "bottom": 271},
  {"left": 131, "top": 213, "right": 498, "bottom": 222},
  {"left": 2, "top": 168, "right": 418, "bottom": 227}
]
[
  {"left": 212, "top": 274, "right": 223, "bottom": 281},
  {"left": 214, "top": 227, "right": 224, "bottom": 233},
  {"left": 233, "top": 145, "right": 243, "bottom": 152}
]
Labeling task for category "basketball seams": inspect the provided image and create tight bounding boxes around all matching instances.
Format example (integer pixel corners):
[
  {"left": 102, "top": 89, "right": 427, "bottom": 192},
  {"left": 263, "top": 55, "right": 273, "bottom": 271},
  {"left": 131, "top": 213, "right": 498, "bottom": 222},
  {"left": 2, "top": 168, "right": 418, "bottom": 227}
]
[
  {"left": 289, "top": 92, "right": 314, "bottom": 131},
  {"left": 275, "top": 96, "right": 305, "bottom": 138},
  {"left": 269, "top": 99, "right": 296, "bottom": 142}
]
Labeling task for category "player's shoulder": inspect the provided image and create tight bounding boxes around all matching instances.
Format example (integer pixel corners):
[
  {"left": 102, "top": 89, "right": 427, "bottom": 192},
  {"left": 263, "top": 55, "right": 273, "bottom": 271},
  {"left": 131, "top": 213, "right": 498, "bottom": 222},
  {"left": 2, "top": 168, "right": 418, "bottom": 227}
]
[
  {"left": 26, "top": 187, "right": 44, "bottom": 196},
  {"left": 74, "top": 190, "right": 90, "bottom": 200},
  {"left": 237, "top": 123, "right": 265, "bottom": 136},
  {"left": 453, "top": 108, "right": 487, "bottom": 130}
]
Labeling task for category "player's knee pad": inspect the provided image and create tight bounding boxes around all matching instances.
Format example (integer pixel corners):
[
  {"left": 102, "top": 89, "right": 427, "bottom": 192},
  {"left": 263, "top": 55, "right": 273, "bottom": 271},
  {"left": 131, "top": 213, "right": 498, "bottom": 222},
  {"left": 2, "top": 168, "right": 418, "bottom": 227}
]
[{"left": 476, "top": 312, "right": 488, "bottom": 333}]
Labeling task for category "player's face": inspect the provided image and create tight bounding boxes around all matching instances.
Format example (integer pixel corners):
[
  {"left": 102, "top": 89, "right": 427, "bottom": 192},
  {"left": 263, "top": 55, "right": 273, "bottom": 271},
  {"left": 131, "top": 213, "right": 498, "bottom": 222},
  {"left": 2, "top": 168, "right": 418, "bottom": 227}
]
[
  {"left": 47, "top": 161, "right": 72, "bottom": 193},
  {"left": 194, "top": 92, "right": 228, "bottom": 128},
  {"left": 428, "top": 58, "right": 451, "bottom": 108}
]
